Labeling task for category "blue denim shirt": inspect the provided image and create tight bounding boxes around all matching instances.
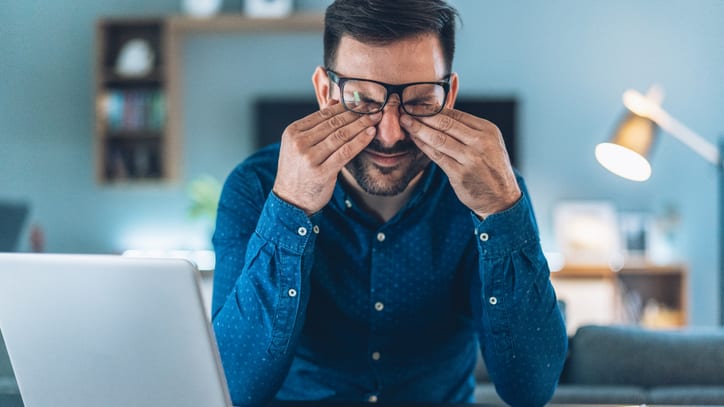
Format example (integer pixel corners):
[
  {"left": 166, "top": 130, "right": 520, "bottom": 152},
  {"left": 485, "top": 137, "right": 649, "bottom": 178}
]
[{"left": 212, "top": 144, "right": 567, "bottom": 407}]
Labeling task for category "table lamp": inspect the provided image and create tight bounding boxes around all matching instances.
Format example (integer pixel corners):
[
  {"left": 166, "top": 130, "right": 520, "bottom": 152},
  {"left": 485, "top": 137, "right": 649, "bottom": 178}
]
[{"left": 594, "top": 85, "right": 724, "bottom": 324}]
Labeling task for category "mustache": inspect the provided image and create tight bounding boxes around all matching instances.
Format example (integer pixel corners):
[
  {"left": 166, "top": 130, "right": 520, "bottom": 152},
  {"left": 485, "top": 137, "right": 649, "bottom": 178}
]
[{"left": 364, "top": 133, "right": 417, "bottom": 155}]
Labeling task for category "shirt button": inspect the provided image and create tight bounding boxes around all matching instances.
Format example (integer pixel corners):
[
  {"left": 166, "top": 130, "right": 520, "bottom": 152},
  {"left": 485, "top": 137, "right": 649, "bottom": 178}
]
[
  {"left": 376, "top": 232, "right": 386, "bottom": 242},
  {"left": 344, "top": 199, "right": 353, "bottom": 208},
  {"left": 368, "top": 395, "right": 378, "bottom": 403},
  {"left": 297, "top": 227, "right": 308, "bottom": 236},
  {"left": 374, "top": 302, "right": 384, "bottom": 311},
  {"left": 479, "top": 232, "right": 489, "bottom": 241},
  {"left": 288, "top": 288, "right": 298, "bottom": 297},
  {"left": 312, "top": 225, "right": 320, "bottom": 234},
  {"left": 371, "top": 351, "right": 381, "bottom": 361},
  {"left": 489, "top": 296, "right": 498, "bottom": 305}
]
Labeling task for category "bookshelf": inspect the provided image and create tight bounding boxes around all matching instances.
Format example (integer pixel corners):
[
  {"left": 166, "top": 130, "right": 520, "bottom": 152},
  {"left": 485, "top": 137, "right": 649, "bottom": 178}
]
[
  {"left": 95, "top": 18, "right": 169, "bottom": 183},
  {"left": 551, "top": 263, "right": 688, "bottom": 333},
  {"left": 93, "top": 14, "right": 324, "bottom": 184}
]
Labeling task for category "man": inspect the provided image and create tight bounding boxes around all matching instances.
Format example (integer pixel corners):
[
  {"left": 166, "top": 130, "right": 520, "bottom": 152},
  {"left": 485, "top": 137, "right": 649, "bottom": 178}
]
[{"left": 212, "top": 1, "right": 567, "bottom": 406}]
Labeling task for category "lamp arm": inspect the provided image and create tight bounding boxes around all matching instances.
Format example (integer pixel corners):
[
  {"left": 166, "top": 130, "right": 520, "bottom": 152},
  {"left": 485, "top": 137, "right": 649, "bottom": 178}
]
[
  {"left": 654, "top": 109, "right": 721, "bottom": 166},
  {"left": 623, "top": 89, "right": 721, "bottom": 167}
]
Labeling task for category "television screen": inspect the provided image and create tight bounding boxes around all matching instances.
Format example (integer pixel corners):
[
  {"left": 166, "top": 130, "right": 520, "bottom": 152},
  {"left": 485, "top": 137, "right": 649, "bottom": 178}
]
[{"left": 254, "top": 97, "right": 517, "bottom": 167}]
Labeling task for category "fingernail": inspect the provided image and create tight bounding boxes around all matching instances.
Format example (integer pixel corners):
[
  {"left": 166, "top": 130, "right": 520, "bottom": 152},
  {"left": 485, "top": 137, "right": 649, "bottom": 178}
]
[
  {"left": 400, "top": 115, "right": 412, "bottom": 126},
  {"left": 369, "top": 112, "right": 382, "bottom": 121}
]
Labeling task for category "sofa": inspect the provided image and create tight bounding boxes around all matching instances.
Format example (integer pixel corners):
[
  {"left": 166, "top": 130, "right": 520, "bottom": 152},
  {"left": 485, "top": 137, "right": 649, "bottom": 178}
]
[
  {"left": 0, "top": 332, "right": 22, "bottom": 407},
  {"left": 474, "top": 324, "right": 724, "bottom": 405}
]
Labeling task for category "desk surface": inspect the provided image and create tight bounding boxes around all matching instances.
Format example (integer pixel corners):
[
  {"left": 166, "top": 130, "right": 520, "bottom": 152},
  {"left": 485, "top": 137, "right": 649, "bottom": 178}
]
[
  {"left": 271, "top": 403, "right": 487, "bottom": 407},
  {"left": 270, "top": 402, "right": 649, "bottom": 407}
]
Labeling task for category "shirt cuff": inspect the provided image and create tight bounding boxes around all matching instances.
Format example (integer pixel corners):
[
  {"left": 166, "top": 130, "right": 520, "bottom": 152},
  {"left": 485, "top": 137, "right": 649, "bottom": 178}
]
[
  {"left": 470, "top": 193, "right": 539, "bottom": 259},
  {"left": 255, "top": 192, "right": 322, "bottom": 255}
]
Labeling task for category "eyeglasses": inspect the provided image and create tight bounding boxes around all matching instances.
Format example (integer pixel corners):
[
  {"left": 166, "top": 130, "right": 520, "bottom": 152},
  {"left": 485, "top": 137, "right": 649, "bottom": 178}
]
[{"left": 326, "top": 69, "right": 451, "bottom": 117}]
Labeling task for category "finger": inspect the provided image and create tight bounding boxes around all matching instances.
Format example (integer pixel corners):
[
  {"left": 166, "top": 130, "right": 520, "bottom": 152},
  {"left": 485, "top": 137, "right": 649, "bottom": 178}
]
[
  {"left": 404, "top": 110, "right": 479, "bottom": 146},
  {"left": 311, "top": 112, "right": 381, "bottom": 164},
  {"left": 321, "top": 126, "right": 377, "bottom": 171},
  {"left": 410, "top": 132, "right": 462, "bottom": 174},
  {"left": 438, "top": 107, "right": 495, "bottom": 132},
  {"left": 306, "top": 110, "right": 381, "bottom": 147},
  {"left": 401, "top": 114, "right": 466, "bottom": 164},
  {"left": 292, "top": 102, "right": 348, "bottom": 131},
  {"left": 439, "top": 109, "right": 512, "bottom": 165}
]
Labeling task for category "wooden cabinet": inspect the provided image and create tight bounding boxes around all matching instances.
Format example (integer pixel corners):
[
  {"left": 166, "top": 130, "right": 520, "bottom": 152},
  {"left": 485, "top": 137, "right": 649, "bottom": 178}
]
[
  {"left": 550, "top": 264, "right": 687, "bottom": 333},
  {"left": 93, "top": 14, "right": 324, "bottom": 184},
  {"left": 95, "top": 18, "right": 169, "bottom": 183}
]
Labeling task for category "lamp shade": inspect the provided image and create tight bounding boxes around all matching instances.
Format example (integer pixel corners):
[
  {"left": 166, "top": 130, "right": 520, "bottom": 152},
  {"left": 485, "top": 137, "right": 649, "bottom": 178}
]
[{"left": 595, "top": 112, "right": 659, "bottom": 182}]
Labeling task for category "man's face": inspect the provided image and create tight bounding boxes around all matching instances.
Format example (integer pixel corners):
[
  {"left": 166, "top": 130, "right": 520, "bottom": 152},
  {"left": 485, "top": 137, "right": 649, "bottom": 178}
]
[{"left": 324, "top": 34, "right": 456, "bottom": 196}]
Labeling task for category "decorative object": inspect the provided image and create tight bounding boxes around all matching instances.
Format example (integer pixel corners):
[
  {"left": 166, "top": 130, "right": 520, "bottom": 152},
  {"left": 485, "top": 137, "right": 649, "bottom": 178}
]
[
  {"left": 594, "top": 84, "right": 723, "bottom": 324},
  {"left": 553, "top": 201, "right": 622, "bottom": 267},
  {"left": 244, "top": 0, "right": 293, "bottom": 18},
  {"left": 187, "top": 174, "right": 222, "bottom": 232},
  {"left": 182, "top": 0, "right": 223, "bottom": 17},
  {"left": 618, "top": 211, "right": 651, "bottom": 263},
  {"left": 114, "top": 38, "right": 155, "bottom": 78}
]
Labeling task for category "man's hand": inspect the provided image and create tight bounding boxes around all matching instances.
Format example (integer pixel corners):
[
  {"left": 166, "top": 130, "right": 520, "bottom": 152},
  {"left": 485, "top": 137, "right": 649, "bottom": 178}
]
[
  {"left": 401, "top": 108, "right": 521, "bottom": 219},
  {"left": 273, "top": 103, "right": 382, "bottom": 215}
]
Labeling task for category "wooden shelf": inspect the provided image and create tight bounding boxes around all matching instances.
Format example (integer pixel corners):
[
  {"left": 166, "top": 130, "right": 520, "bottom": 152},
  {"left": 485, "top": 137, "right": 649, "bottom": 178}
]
[
  {"left": 167, "top": 13, "right": 324, "bottom": 33},
  {"left": 102, "top": 69, "right": 165, "bottom": 86},
  {"left": 105, "top": 130, "right": 163, "bottom": 139},
  {"left": 552, "top": 263, "right": 687, "bottom": 279},
  {"left": 95, "top": 18, "right": 169, "bottom": 184},
  {"left": 551, "top": 263, "right": 688, "bottom": 330}
]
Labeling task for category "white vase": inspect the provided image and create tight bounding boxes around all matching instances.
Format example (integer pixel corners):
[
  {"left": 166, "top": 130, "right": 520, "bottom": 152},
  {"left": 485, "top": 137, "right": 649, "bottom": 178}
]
[
  {"left": 182, "top": 0, "right": 223, "bottom": 17},
  {"left": 244, "top": 0, "right": 293, "bottom": 18}
]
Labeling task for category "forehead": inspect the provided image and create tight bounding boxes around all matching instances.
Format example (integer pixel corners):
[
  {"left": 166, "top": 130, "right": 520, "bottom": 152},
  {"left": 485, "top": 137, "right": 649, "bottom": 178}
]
[{"left": 332, "top": 34, "right": 447, "bottom": 84}]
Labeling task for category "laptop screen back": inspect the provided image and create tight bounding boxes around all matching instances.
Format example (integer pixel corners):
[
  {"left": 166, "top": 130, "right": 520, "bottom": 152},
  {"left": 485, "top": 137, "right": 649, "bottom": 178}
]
[{"left": 0, "top": 254, "right": 231, "bottom": 407}]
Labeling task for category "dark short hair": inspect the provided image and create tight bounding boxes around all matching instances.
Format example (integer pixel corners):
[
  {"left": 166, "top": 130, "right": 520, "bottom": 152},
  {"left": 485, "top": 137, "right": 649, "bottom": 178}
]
[{"left": 323, "top": 0, "right": 460, "bottom": 72}]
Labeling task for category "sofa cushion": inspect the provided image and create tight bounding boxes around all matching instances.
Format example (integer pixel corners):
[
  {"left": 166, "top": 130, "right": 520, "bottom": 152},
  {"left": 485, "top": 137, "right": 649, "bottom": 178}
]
[
  {"left": 564, "top": 325, "right": 724, "bottom": 387},
  {"left": 473, "top": 383, "right": 504, "bottom": 405},
  {"left": 473, "top": 349, "right": 490, "bottom": 383},
  {"left": 648, "top": 386, "right": 724, "bottom": 405},
  {"left": 0, "top": 394, "right": 23, "bottom": 407},
  {"left": 551, "top": 385, "right": 647, "bottom": 404},
  {"left": 0, "top": 377, "right": 18, "bottom": 395},
  {"left": 1, "top": 332, "right": 14, "bottom": 378}
]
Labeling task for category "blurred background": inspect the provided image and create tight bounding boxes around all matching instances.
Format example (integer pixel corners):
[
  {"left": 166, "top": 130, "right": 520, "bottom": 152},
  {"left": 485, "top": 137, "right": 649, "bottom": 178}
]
[{"left": 1, "top": 0, "right": 722, "bottom": 327}]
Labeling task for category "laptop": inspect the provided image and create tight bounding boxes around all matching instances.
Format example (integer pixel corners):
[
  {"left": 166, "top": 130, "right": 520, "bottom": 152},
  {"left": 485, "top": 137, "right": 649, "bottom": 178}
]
[
  {"left": 0, "top": 253, "right": 232, "bottom": 407},
  {"left": 0, "top": 202, "right": 29, "bottom": 252}
]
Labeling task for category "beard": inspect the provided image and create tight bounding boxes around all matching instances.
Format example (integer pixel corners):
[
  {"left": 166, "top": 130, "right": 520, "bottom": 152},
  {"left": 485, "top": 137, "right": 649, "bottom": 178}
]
[{"left": 344, "top": 134, "right": 431, "bottom": 196}]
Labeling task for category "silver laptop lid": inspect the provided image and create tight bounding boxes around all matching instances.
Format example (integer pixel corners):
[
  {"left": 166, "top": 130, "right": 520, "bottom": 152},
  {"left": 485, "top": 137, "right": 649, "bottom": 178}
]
[{"left": 0, "top": 253, "right": 231, "bottom": 407}]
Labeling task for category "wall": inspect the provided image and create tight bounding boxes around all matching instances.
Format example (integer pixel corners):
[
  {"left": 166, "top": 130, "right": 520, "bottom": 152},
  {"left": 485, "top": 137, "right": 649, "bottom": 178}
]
[{"left": 1, "top": 0, "right": 722, "bottom": 325}]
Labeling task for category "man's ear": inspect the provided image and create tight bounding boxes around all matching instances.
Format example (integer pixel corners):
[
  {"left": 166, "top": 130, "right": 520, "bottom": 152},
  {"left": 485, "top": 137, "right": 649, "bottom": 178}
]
[
  {"left": 312, "top": 66, "right": 332, "bottom": 109},
  {"left": 445, "top": 72, "right": 459, "bottom": 109}
]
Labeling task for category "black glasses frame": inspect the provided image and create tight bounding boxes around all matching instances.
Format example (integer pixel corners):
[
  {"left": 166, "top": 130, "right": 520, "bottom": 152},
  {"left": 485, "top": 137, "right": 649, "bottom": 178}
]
[{"left": 325, "top": 68, "right": 451, "bottom": 117}]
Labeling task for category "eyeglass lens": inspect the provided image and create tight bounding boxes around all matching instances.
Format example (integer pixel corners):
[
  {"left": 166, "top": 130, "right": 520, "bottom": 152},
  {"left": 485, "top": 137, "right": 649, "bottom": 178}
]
[{"left": 341, "top": 80, "right": 445, "bottom": 117}]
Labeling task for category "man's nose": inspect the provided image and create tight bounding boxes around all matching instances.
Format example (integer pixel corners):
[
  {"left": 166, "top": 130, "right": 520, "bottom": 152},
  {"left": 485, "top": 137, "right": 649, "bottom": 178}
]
[{"left": 375, "top": 95, "right": 407, "bottom": 146}]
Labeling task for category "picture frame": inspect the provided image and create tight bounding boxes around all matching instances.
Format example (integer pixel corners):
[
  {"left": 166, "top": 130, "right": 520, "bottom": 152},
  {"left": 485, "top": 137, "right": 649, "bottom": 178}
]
[{"left": 553, "top": 201, "right": 622, "bottom": 266}]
